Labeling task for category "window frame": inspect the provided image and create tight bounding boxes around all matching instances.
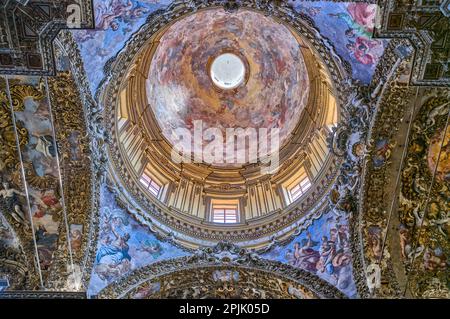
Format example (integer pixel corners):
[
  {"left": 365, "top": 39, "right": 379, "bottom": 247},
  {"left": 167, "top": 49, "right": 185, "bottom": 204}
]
[
  {"left": 210, "top": 200, "right": 240, "bottom": 224},
  {"left": 287, "top": 172, "right": 312, "bottom": 203},
  {"left": 139, "top": 171, "right": 162, "bottom": 197}
]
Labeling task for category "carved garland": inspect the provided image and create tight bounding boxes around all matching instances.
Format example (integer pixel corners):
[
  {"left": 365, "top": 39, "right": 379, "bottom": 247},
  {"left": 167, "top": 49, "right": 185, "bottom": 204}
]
[
  {"left": 44, "top": 71, "right": 94, "bottom": 290},
  {"left": 50, "top": 33, "right": 106, "bottom": 291}
]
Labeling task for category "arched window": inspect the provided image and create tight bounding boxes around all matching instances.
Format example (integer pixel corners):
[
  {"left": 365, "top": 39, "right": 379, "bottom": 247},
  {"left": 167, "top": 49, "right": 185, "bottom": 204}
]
[{"left": 0, "top": 278, "right": 9, "bottom": 292}]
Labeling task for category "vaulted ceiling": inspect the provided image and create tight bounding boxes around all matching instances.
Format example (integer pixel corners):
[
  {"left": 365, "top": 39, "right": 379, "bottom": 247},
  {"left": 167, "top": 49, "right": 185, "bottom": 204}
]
[{"left": 0, "top": 0, "right": 448, "bottom": 299}]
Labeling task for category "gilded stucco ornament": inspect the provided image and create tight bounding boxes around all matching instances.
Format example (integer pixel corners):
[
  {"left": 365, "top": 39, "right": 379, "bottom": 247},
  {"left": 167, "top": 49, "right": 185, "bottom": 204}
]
[
  {"left": 0, "top": 0, "right": 447, "bottom": 300},
  {"left": 0, "top": 214, "right": 30, "bottom": 290},
  {"left": 358, "top": 39, "right": 418, "bottom": 298},
  {"left": 398, "top": 91, "right": 449, "bottom": 298},
  {"left": 27, "top": 33, "right": 105, "bottom": 291},
  {"left": 323, "top": 38, "right": 417, "bottom": 298},
  {"left": 93, "top": 0, "right": 409, "bottom": 299},
  {"left": 325, "top": 79, "right": 372, "bottom": 216},
  {"left": 99, "top": 0, "right": 347, "bottom": 251},
  {"left": 97, "top": 242, "right": 346, "bottom": 299},
  {"left": 44, "top": 70, "right": 95, "bottom": 290},
  {"left": 0, "top": 79, "right": 49, "bottom": 289},
  {"left": 0, "top": 70, "right": 96, "bottom": 290}
]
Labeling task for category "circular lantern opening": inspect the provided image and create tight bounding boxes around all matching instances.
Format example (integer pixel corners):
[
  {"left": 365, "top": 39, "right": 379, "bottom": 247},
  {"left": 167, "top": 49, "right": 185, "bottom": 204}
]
[{"left": 210, "top": 53, "right": 246, "bottom": 90}]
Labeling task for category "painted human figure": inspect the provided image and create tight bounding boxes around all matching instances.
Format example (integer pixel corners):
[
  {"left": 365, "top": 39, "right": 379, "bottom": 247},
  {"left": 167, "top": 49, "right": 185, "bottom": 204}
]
[
  {"left": 137, "top": 239, "right": 162, "bottom": 258},
  {"left": 346, "top": 37, "right": 384, "bottom": 65},
  {"left": 335, "top": 224, "right": 349, "bottom": 251},
  {"left": 293, "top": 232, "right": 320, "bottom": 272},
  {"left": 318, "top": 236, "right": 337, "bottom": 278},
  {"left": 329, "top": 3, "right": 377, "bottom": 38},
  {"left": 32, "top": 134, "right": 57, "bottom": 159},
  {"left": 328, "top": 4, "right": 383, "bottom": 66},
  {"left": 0, "top": 182, "right": 28, "bottom": 225},
  {"left": 330, "top": 224, "right": 352, "bottom": 282},
  {"left": 33, "top": 192, "right": 60, "bottom": 218},
  {"left": 329, "top": 12, "right": 373, "bottom": 38},
  {"left": 423, "top": 247, "right": 447, "bottom": 271},
  {"left": 35, "top": 224, "right": 53, "bottom": 244},
  {"left": 347, "top": 3, "right": 377, "bottom": 32},
  {"left": 95, "top": 0, "right": 133, "bottom": 31},
  {"left": 70, "top": 228, "right": 82, "bottom": 252},
  {"left": 368, "top": 228, "right": 382, "bottom": 259},
  {"left": 399, "top": 225, "right": 411, "bottom": 260},
  {"left": 95, "top": 222, "right": 131, "bottom": 265}
]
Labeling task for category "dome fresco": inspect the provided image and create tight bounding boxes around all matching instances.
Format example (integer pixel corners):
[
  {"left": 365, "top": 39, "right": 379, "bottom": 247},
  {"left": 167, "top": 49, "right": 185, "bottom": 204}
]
[
  {"left": 108, "top": 4, "right": 340, "bottom": 256},
  {"left": 146, "top": 9, "right": 309, "bottom": 164}
]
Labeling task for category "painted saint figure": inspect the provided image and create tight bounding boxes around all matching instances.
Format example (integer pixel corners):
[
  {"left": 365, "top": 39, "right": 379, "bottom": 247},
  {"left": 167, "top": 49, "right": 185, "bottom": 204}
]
[
  {"left": 94, "top": 0, "right": 133, "bottom": 31},
  {"left": 33, "top": 135, "right": 57, "bottom": 158},
  {"left": 318, "top": 236, "right": 337, "bottom": 277},
  {"left": 96, "top": 224, "right": 131, "bottom": 265},
  {"left": 330, "top": 3, "right": 377, "bottom": 38},
  {"left": 328, "top": 12, "right": 373, "bottom": 39},
  {"left": 346, "top": 37, "right": 384, "bottom": 65},
  {"left": 292, "top": 232, "right": 320, "bottom": 272}
]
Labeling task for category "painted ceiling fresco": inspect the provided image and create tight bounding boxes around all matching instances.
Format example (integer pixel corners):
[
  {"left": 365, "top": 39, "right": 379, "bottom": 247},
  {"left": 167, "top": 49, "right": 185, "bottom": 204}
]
[
  {"left": 88, "top": 186, "right": 189, "bottom": 296},
  {"left": 398, "top": 95, "right": 449, "bottom": 298},
  {"left": 0, "top": 213, "right": 23, "bottom": 290},
  {"left": 428, "top": 126, "right": 450, "bottom": 183},
  {"left": 0, "top": 67, "right": 99, "bottom": 291},
  {"left": 0, "top": 76, "right": 65, "bottom": 277},
  {"left": 263, "top": 209, "right": 357, "bottom": 298},
  {"left": 4, "top": 0, "right": 446, "bottom": 300},
  {"left": 289, "top": 1, "right": 387, "bottom": 83},
  {"left": 147, "top": 8, "right": 309, "bottom": 162},
  {"left": 72, "top": 0, "right": 175, "bottom": 93},
  {"left": 72, "top": 1, "right": 386, "bottom": 94}
]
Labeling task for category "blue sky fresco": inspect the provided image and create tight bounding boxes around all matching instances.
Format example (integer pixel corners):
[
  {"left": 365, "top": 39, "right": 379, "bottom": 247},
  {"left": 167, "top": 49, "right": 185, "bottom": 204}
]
[
  {"left": 263, "top": 209, "right": 358, "bottom": 298},
  {"left": 72, "top": 1, "right": 387, "bottom": 94},
  {"left": 72, "top": 2, "right": 386, "bottom": 297},
  {"left": 88, "top": 185, "right": 189, "bottom": 296},
  {"left": 72, "top": 0, "right": 174, "bottom": 94},
  {"left": 290, "top": 1, "right": 387, "bottom": 83}
]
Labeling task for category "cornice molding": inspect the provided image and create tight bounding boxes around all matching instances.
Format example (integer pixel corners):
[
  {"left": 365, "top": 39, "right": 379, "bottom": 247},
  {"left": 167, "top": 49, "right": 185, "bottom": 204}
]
[{"left": 99, "top": 0, "right": 350, "bottom": 249}]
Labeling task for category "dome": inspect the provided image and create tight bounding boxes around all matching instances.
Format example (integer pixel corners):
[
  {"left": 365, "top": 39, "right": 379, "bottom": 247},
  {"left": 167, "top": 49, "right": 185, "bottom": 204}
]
[
  {"left": 146, "top": 9, "right": 310, "bottom": 166},
  {"left": 107, "top": 6, "right": 340, "bottom": 250}
]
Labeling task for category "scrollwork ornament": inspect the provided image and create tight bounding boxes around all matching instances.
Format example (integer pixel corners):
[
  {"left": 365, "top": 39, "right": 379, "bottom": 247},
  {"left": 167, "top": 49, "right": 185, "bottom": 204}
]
[{"left": 97, "top": 242, "right": 346, "bottom": 299}]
